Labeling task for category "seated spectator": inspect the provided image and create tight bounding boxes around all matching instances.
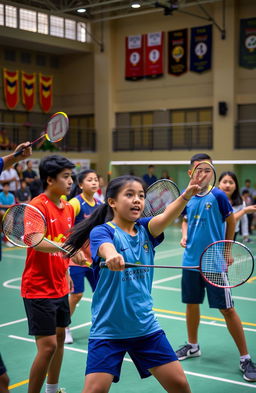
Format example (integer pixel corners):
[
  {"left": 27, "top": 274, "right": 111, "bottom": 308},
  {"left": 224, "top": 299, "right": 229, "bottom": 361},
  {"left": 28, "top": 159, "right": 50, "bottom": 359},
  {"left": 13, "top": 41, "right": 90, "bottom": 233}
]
[
  {"left": 0, "top": 129, "right": 16, "bottom": 150},
  {"left": 142, "top": 165, "right": 157, "bottom": 187},
  {"left": 0, "top": 165, "right": 19, "bottom": 194},
  {"left": 0, "top": 182, "right": 15, "bottom": 247},
  {"left": 15, "top": 179, "right": 31, "bottom": 203}
]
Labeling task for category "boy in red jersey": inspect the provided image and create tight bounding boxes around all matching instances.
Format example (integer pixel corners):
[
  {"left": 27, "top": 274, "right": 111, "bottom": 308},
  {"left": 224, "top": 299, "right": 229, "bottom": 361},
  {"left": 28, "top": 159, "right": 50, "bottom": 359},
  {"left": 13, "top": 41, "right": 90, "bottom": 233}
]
[{"left": 21, "top": 155, "right": 86, "bottom": 393}]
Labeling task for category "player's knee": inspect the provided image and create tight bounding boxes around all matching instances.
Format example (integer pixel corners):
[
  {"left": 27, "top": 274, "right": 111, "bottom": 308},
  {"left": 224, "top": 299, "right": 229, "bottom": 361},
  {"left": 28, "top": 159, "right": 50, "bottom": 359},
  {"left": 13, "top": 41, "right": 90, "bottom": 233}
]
[
  {"left": 71, "top": 292, "right": 83, "bottom": 303},
  {"left": 219, "top": 307, "right": 235, "bottom": 317}
]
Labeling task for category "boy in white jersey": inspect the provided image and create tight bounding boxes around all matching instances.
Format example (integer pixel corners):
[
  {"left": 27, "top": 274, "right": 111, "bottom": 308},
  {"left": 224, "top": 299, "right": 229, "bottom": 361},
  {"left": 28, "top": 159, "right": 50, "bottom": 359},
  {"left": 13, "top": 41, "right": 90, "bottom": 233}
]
[{"left": 175, "top": 153, "right": 256, "bottom": 382}]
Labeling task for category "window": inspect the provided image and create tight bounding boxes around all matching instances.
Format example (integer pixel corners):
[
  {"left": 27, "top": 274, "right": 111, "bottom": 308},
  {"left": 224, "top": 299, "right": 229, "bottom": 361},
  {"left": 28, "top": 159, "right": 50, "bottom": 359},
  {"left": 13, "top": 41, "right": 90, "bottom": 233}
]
[
  {"left": 49, "top": 55, "right": 59, "bottom": 68},
  {"left": 236, "top": 104, "right": 256, "bottom": 148},
  {"left": 4, "top": 48, "right": 16, "bottom": 61},
  {"left": 77, "top": 22, "right": 86, "bottom": 42},
  {"left": 50, "top": 15, "right": 64, "bottom": 37},
  {"left": 65, "top": 19, "right": 76, "bottom": 40},
  {"left": 36, "top": 54, "right": 46, "bottom": 66},
  {"left": 38, "top": 12, "right": 48, "bottom": 34},
  {"left": 5, "top": 5, "right": 17, "bottom": 28},
  {"left": 20, "top": 51, "right": 31, "bottom": 64},
  {"left": 0, "top": 4, "right": 4, "bottom": 26},
  {"left": 20, "top": 8, "right": 36, "bottom": 32}
]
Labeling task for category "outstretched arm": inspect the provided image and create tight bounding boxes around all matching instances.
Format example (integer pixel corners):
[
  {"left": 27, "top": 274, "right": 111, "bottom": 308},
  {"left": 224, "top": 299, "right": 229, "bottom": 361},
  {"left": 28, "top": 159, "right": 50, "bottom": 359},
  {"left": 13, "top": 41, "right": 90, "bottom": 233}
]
[
  {"left": 149, "top": 183, "right": 200, "bottom": 237},
  {"left": 98, "top": 242, "right": 125, "bottom": 271},
  {"left": 2, "top": 142, "right": 32, "bottom": 170}
]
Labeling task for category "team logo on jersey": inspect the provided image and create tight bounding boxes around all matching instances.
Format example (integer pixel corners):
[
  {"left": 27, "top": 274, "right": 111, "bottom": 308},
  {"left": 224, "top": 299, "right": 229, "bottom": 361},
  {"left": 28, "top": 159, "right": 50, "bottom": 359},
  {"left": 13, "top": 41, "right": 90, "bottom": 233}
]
[
  {"left": 143, "top": 242, "right": 149, "bottom": 252},
  {"left": 205, "top": 202, "right": 212, "bottom": 210}
]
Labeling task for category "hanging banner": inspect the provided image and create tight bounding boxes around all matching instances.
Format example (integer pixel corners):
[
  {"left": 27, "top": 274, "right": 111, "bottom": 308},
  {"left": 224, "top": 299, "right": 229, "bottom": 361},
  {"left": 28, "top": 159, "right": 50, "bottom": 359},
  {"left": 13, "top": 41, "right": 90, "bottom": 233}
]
[
  {"left": 168, "top": 28, "right": 188, "bottom": 76},
  {"left": 144, "top": 32, "right": 164, "bottom": 78},
  {"left": 190, "top": 25, "right": 212, "bottom": 73},
  {"left": 39, "top": 73, "right": 53, "bottom": 113},
  {"left": 21, "top": 71, "right": 36, "bottom": 111},
  {"left": 239, "top": 18, "right": 256, "bottom": 69},
  {"left": 3, "top": 68, "right": 19, "bottom": 110},
  {"left": 125, "top": 35, "right": 144, "bottom": 81}
]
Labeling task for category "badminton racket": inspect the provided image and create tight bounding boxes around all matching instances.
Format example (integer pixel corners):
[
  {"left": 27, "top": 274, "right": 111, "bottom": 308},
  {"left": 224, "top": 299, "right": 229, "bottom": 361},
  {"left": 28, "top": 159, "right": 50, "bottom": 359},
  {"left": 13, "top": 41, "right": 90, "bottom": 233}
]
[
  {"left": 100, "top": 240, "right": 254, "bottom": 288},
  {"left": 2, "top": 203, "right": 67, "bottom": 252},
  {"left": 142, "top": 179, "right": 180, "bottom": 217},
  {"left": 190, "top": 161, "right": 216, "bottom": 197},
  {"left": 14, "top": 112, "right": 69, "bottom": 157}
]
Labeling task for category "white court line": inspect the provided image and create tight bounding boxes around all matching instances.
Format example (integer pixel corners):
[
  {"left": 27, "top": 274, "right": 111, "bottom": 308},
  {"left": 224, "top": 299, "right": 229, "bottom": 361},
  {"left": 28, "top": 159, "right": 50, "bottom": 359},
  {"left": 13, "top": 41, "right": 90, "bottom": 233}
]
[
  {"left": 155, "top": 313, "right": 256, "bottom": 333},
  {"left": 0, "top": 318, "right": 27, "bottom": 328},
  {"left": 153, "top": 284, "right": 256, "bottom": 302},
  {"left": 8, "top": 335, "right": 256, "bottom": 389}
]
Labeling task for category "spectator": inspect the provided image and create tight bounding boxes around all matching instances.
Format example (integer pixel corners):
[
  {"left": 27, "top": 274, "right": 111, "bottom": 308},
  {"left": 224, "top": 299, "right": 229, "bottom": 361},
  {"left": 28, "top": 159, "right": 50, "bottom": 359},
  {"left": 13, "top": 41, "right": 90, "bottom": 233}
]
[
  {"left": 15, "top": 179, "right": 31, "bottom": 203},
  {"left": 242, "top": 189, "right": 254, "bottom": 236},
  {"left": 94, "top": 175, "right": 106, "bottom": 202},
  {"left": 0, "top": 182, "right": 15, "bottom": 247},
  {"left": 142, "top": 165, "right": 157, "bottom": 187},
  {"left": 23, "top": 160, "right": 39, "bottom": 191},
  {"left": 241, "top": 179, "right": 254, "bottom": 197},
  {"left": 0, "top": 165, "right": 19, "bottom": 194},
  {"left": 14, "top": 162, "right": 24, "bottom": 183},
  {"left": 161, "top": 170, "right": 171, "bottom": 180},
  {"left": 0, "top": 129, "right": 15, "bottom": 150}
]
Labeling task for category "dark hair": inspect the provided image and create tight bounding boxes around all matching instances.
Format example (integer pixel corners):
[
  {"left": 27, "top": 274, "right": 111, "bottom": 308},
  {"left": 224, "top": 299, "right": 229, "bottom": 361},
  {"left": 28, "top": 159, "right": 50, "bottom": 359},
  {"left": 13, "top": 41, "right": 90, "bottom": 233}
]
[
  {"left": 218, "top": 171, "right": 242, "bottom": 206},
  {"left": 78, "top": 169, "right": 97, "bottom": 184},
  {"left": 2, "top": 182, "right": 10, "bottom": 187},
  {"left": 39, "top": 155, "right": 75, "bottom": 190},
  {"left": 64, "top": 175, "right": 146, "bottom": 257},
  {"left": 190, "top": 153, "right": 212, "bottom": 165}
]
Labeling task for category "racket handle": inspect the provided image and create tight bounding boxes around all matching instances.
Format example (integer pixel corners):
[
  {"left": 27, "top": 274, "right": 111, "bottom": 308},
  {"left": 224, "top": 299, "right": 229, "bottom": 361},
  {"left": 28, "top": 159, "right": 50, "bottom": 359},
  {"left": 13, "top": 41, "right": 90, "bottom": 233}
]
[
  {"left": 13, "top": 134, "right": 45, "bottom": 157},
  {"left": 99, "top": 262, "right": 139, "bottom": 269}
]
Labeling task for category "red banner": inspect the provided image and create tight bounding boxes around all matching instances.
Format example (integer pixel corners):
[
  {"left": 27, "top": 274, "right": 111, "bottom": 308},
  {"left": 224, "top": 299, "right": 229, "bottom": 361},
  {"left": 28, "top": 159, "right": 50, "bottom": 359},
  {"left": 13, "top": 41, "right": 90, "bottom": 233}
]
[
  {"left": 144, "top": 32, "right": 164, "bottom": 78},
  {"left": 3, "top": 68, "right": 19, "bottom": 109},
  {"left": 125, "top": 35, "right": 144, "bottom": 81},
  {"left": 21, "top": 71, "right": 36, "bottom": 111},
  {"left": 39, "top": 73, "right": 53, "bottom": 113}
]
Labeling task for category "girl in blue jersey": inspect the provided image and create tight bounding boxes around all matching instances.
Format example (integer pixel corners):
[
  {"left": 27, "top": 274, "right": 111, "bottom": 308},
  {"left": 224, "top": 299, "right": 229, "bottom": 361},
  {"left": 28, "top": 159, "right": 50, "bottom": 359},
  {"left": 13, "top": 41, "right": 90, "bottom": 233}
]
[
  {"left": 65, "top": 175, "right": 201, "bottom": 393},
  {"left": 65, "top": 170, "right": 102, "bottom": 344}
]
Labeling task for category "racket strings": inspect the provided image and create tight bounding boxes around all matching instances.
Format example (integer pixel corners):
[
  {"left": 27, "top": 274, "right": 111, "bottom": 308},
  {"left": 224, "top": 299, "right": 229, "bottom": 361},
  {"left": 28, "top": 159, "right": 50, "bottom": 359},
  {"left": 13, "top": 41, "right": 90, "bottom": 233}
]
[
  {"left": 47, "top": 113, "right": 68, "bottom": 142},
  {"left": 3, "top": 205, "right": 46, "bottom": 247},
  {"left": 143, "top": 180, "right": 180, "bottom": 217},
  {"left": 201, "top": 242, "right": 253, "bottom": 287}
]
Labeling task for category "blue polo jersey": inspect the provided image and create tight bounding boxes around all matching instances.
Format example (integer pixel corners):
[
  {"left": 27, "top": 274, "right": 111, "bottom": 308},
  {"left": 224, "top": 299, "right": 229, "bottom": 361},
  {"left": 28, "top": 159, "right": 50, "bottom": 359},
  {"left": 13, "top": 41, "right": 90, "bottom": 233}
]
[
  {"left": 182, "top": 188, "right": 233, "bottom": 268},
  {"left": 89, "top": 218, "right": 164, "bottom": 339}
]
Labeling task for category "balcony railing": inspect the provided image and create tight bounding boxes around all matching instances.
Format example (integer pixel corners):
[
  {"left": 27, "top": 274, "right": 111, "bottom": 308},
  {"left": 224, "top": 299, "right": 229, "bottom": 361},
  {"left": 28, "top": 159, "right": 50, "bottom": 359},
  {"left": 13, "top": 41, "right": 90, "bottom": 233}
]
[
  {"left": 1, "top": 123, "right": 96, "bottom": 152},
  {"left": 113, "top": 123, "right": 213, "bottom": 151},
  {"left": 235, "top": 121, "right": 256, "bottom": 149}
]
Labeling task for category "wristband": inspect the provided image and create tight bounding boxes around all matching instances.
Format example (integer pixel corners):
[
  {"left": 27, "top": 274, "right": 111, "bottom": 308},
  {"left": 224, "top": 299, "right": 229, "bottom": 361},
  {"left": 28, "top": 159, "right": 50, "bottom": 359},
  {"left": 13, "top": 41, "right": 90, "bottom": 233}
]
[{"left": 181, "top": 194, "right": 190, "bottom": 202}]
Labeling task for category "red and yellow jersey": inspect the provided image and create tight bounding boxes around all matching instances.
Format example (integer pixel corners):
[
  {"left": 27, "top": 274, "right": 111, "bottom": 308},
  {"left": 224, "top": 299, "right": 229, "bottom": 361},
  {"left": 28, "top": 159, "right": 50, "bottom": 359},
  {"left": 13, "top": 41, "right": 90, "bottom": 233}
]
[{"left": 21, "top": 193, "right": 75, "bottom": 298}]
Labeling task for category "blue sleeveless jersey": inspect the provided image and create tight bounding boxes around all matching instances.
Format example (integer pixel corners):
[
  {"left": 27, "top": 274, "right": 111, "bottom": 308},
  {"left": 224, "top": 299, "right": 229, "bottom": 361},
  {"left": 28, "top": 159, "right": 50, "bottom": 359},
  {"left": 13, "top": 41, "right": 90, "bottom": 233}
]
[
  {"left": 182, "top": 188, "right": 233, "bottom": 268},
  {"left": 89, "top": 218, "right": 164, "bottom": 339}
]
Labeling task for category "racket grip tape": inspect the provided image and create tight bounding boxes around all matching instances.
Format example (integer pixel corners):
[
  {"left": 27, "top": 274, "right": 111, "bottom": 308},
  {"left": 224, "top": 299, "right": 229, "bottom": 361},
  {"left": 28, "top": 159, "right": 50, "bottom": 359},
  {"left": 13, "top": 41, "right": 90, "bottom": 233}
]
[{"left": 99, "top": 262, "right": 136, "bottom": 269}]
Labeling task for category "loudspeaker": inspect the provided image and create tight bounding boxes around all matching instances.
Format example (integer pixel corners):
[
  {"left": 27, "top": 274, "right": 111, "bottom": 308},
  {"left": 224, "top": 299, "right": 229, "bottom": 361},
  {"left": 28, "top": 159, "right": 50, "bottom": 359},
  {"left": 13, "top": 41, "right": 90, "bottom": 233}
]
[{"left": 218, "top": 101, "right": 228, "bottom": 116}]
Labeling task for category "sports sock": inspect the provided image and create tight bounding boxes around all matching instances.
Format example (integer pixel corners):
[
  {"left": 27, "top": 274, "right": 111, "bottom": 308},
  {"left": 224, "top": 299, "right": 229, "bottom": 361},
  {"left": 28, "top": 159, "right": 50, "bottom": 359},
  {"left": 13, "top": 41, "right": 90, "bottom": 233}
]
[
  {"left": 188, "top": 342, "right": 199, "bottom": 349},
  {"left": 240, "top": 354, "right": 251, "bottom": 362},
  {"left": 45, "top": 383, "right": 59, "bottom": 393}
]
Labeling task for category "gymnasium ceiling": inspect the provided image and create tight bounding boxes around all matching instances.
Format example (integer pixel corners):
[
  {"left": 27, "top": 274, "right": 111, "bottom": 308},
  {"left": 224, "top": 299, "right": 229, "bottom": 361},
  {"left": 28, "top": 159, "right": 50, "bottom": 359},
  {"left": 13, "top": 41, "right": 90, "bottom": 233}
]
[{"left": 10, "top": 0, "right": 222, "bottom": 23}]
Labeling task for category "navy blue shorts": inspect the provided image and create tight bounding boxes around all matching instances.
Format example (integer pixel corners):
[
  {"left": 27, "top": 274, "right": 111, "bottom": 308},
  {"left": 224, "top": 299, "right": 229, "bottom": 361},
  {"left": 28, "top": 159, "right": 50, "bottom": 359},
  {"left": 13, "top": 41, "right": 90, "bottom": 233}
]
[
  {"left": 86, "top": 330, "right": 177, "bottom": 383},
  {"left": 0, "top": 353, "right": 7, "bottom": 376},
  {"left": 181, "top": 270, "right": 234, "bottom": 309},
  {"left": 69, "top": 266, "right": 97, "bottom": 293},
  {"left": 23, "top": 295, "right": 71, "bottom": 336}
]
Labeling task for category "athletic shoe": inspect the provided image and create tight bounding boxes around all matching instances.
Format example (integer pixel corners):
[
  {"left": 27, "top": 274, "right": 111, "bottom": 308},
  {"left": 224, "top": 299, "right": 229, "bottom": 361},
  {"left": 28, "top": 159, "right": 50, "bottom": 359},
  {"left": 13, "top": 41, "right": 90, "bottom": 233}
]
[
  {"left": 240, "top": 359, "right": 256, "bottom": 382},
  {"left": 175, "top": 343, "right": 201, "bottom": 361},
  {"left": 64, "top": 328, "right": 73, "bottom": 344},
  {"left": 56, "top": 389, "right": 66, "bottom": 393}
]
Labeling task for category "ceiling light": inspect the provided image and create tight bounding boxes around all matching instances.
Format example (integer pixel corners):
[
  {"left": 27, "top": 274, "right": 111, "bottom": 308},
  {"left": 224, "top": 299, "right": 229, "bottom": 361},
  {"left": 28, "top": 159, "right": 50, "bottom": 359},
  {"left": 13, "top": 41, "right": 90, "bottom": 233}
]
[
  {"left": 131, "top": 1, "right": 142, "bottom": 9},
  {"left": 77, "top": 8, "right": 86, "bottom": 13}
]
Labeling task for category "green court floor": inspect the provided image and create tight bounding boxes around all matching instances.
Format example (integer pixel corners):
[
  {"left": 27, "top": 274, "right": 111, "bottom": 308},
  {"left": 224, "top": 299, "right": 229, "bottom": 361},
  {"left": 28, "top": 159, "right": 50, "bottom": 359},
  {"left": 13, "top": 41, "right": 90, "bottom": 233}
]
[{"left": 1, "top": 226, "right": 256, "bottom": 393}]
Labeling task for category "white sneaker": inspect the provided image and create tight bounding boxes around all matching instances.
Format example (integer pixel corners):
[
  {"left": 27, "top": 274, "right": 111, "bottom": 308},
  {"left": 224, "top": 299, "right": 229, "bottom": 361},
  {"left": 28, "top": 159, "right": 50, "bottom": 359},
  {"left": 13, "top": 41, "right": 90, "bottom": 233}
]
[
  {"left": 56, "top": 389, "right": 67, "bottom": 393},
  {"left": 5, "top": 241, "right": 14, "bottom": 247},
  {"left": 64, "top": 328, "right": 73, "bottom": 344}
]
